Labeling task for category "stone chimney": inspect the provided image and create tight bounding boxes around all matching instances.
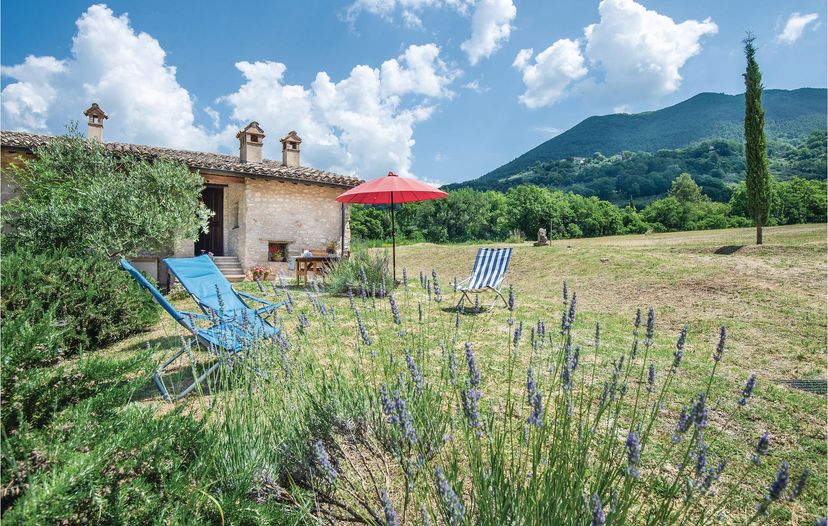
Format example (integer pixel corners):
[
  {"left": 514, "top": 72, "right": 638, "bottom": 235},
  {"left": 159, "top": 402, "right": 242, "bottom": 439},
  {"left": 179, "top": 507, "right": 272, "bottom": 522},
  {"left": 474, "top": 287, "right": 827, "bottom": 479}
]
[
  {"left": 280, "top": 130, "right": 301, "bottom": 167},
  {"left": 236, "top": 122, "right": 265, "bottom": 163},
  {"left": 83, "top": 103, "right": 108, "bottom": 142}
]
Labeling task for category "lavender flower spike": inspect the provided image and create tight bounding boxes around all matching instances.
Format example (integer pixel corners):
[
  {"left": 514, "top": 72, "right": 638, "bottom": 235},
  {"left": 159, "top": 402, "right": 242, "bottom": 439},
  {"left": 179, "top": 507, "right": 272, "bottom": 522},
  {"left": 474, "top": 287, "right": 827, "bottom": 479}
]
[
  {"left": 394, "top": 392, "right": 418, "bottom": 445},
  {"left": 752, "top": 432, "right": 770, "bottom": 465},
  {"left": 739, "top": 373, "right": 757, "bottom": 405},
  {"left": 713, "top": 326, "right": 727, "bottom": 362},
  {"left": 672, "top": 406, "right": 691, "bottom": 442},
  {"left": 645, "top": 306, "right": 655, "bottom": 343},
  {"left": 758, "top": 461, "right": 790, "bottom": 514},
  {"left": 354, "top": 308, "right": 372, "bottom": 346},
  {"left": 435, "top": 467, "right": 465, "bottom": 526},
  {"left": 788, "top": 468, "right": 810, "bottom": 501},
  {"left": 313, "top": 440, "right": 338, "bottom": 484},
  {"left": 527, "top": 390, "right": 543, "bottom": 427},
  {"left": 591, "top": 494, "right": 606, "bottom": 526},
  {"left": 526, "top": 368, "right": 537, "bottom": 405},
  {"left": 626, "top": 431, "right": 641, "bottom": 479},
  {"left": 389, "top": 293, "right": 402, "bottom": 325},
  {"left": 405, "top": 350, "right": 425, "bottom": 393},
  {"left": 380, "top": 384, "right": 398, "bottom": 424},
  {"left": 461, "top": 386, "right": 481, "bottom": 431},
  {"left": 465, "top": 342, "right": 481, "bottom": 387},
  {"left": 647, "top": 363, "right": 656, "bottom": 392},
  {"left": 672, "top": 324, "right": 688, "bottom": 368},
  {"left": 381, "top": 490, "right": 398, "bottom": 526}
]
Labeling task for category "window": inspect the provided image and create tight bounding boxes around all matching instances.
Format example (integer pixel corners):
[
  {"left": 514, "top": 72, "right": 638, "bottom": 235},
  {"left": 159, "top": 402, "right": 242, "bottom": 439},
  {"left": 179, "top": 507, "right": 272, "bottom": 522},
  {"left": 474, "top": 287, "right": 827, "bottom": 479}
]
[
  {"left": 268, "top": 242, "right": 289, "bottom": 262},
  {"left": 232, "top": 203, "right": 240, "bottom": 228}
]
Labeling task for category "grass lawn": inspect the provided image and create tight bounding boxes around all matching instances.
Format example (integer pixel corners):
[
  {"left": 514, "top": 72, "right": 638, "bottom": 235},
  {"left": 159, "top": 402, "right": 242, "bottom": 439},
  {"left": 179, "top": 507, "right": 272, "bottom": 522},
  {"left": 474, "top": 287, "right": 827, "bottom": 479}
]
[{"left": 7, "top": 223, "right": 825, "bottom": 524}]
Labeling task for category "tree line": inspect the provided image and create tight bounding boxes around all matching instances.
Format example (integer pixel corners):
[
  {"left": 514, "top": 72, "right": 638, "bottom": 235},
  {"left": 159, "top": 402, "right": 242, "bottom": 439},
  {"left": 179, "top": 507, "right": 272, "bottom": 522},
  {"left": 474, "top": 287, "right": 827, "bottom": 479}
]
[{"left": 350, "top": 175, "right": 826, "bottom": 244}]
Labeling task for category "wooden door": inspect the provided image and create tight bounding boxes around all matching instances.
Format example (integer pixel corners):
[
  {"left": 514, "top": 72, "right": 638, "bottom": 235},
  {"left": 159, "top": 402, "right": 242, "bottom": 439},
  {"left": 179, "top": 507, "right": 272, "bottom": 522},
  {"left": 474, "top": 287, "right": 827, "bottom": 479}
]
[{"left": 195, "top": 186, "right": 224, "bottom": 256}]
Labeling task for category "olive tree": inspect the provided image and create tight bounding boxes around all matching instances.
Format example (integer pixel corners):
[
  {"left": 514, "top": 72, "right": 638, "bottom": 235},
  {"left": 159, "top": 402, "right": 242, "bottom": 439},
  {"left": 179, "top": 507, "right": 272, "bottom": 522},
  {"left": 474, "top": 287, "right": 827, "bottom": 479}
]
[{"left": 3, "top": 127, "right": 211, "bottom": 257}]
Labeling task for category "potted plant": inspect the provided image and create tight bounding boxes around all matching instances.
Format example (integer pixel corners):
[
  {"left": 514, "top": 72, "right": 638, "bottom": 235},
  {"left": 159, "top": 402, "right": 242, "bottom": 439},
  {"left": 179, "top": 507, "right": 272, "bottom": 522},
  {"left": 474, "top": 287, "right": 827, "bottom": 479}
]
[
  {"left": 326, "top": 239, "right": 338, "bottom": 255},
  {"left": 251, "top": 265, "right": 272, "bottom": 281}
]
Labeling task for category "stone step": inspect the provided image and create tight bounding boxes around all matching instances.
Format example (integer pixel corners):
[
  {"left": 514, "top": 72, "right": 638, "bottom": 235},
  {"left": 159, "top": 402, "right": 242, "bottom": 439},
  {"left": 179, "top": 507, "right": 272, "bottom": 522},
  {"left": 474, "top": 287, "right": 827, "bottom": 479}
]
[{"left": 209, "top": 256, "right": 246, "bottom": 281}]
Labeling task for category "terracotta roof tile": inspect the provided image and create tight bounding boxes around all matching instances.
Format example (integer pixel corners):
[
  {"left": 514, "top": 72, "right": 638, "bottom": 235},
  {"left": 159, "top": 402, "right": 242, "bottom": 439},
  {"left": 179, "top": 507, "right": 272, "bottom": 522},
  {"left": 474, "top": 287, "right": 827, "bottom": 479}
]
[{"left": 0, "top": 130, "right": 362, "bottom": 188}]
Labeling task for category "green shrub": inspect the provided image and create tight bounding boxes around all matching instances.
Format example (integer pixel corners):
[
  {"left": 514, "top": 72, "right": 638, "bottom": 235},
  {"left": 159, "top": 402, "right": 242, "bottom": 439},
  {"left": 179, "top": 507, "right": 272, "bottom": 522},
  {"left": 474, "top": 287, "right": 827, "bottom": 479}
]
[
  {"left": 1, "top": 247, "right": 159, "bottom": 356},
  {"left": 325, "top": 244, "right": 393, "bottom": 295},
  {"left": 2, "top": 127, "right": 210, "bottom": 257}
]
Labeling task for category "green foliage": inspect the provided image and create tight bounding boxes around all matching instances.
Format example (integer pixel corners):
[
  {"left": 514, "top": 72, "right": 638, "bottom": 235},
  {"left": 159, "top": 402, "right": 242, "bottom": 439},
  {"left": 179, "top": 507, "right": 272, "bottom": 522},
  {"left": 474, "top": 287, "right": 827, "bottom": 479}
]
[
  {"left": 325, "top": 243, "right": 393, "bottom": 295},
  {"left": 730, "top": 178, "right": 827, "bottom": 226},
  {"left": 399, "top": 188, "right": 509, "bottom": 243},
  {"left": 1, "top": 247, "right": 159, "bottom": 360},
  {"left": 3, "top": 127, "right": 211, "bottom": 257},
  {"left": 743, "top": 35, "right": 772, "bottom": 243},
  {"left": 669, "top": 173, "right": 705, "bottom": 203},
  {"left": 351, "top": 179, "right": 827, "bottom": 245},
  {"left": 1, "top": 359, "right": 207, "bottom": 525},
  {"left": 463, "top": 88, "right": 826, "bottom": 189},
  {"left": 350, "top": 204, "right": 388, "bottom": 241}
]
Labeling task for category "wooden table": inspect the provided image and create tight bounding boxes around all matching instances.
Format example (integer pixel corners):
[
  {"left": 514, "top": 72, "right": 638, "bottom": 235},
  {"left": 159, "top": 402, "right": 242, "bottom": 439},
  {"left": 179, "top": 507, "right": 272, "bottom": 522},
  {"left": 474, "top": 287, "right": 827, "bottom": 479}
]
[{"left": 295, "top": 255, "right": 339, "bottom": 286}]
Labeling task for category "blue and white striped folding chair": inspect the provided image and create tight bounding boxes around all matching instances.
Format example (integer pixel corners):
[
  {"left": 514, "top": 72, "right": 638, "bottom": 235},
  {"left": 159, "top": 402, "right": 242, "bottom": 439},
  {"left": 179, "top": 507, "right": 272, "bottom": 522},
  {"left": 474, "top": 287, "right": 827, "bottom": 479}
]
[{"left": 456, "top": 247, "right": 513, "bottom": 309}]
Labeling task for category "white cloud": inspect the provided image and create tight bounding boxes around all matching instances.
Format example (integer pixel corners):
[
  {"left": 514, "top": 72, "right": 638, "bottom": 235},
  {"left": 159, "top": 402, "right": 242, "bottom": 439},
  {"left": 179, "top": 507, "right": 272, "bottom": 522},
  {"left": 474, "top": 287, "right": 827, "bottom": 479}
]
[
  {"left": 512, "top": 39, "right": 588, "bottom": 108},
  {"left": 776, "top": 12, "right": 819, "bottom": 45},
  {"left": 220, "top": 43, "right": 456, "bottom": 178},
  {"left": 344, "top": 0, "right": 474, "bottom": 25},
  {"left": 513, "top": 0, "right": 717, "bottom": 109},
  {"left": 583, "top": 0, "right": 718, "bottom": 100},
  {"left": 380, "top": 43, "right": 457, "bottom": 98},
  {"left": 1, "top": 4, "right": 216, "bottom": 150},
  {"left": 462, "top": 79, "right": 489, "bottom": 92},
  {"left": 1, "top": 56, "right": 67, "bottom": 131},
  {"left": 460, "top": 0, "right": 517, "bottom": 65},
  {"left": 1, "top": 5, "right": 456, "bottom": 179},
  {"left": 203, "top": 106, "right": 221, "bottom": 128},
  {"left": 532, "top": 126, "right": 561, "bottom": 137}
]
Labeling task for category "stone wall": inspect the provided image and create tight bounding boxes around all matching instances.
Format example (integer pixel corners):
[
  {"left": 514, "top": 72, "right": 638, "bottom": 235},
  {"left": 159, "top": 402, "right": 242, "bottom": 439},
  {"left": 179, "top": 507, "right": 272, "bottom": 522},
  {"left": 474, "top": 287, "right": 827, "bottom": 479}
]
[
  {"left": 223, "top": 181, "right": 246, "bottom": 258},
  {"left": 240, "top": 178, "right": 350, "bottom": 274}
]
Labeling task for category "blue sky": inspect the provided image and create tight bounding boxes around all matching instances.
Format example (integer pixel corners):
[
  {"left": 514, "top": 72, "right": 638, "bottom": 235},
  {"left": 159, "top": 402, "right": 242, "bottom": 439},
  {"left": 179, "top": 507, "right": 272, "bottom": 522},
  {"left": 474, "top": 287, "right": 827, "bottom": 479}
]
[{"left": 2, "top": 0, "right": 826, "bottom": 185}]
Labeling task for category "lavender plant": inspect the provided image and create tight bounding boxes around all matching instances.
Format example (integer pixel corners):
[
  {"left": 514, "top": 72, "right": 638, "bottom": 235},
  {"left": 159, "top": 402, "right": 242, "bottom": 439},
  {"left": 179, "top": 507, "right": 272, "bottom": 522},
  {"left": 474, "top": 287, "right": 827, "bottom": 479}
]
[{"left": 198, "top": 274, "right": 815, "bottom": 526}]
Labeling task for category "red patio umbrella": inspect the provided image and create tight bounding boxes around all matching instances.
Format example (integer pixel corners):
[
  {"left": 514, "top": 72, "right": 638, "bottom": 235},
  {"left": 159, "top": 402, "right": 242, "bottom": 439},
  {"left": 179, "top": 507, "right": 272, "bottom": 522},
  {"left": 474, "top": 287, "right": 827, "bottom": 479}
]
[{"left": 337, "top": 171, "right": 447, "bottom": 282}]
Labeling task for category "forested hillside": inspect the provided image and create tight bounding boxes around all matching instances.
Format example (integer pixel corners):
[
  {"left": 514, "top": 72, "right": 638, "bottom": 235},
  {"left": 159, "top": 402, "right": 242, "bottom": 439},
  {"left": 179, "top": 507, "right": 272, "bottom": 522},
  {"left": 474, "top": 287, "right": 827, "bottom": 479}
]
[
  {"left": 449, "top": 88, "right": 826, "bottom": 203},
  {"left": 451, "top": 131, "right": 826, "bottom": 205}
]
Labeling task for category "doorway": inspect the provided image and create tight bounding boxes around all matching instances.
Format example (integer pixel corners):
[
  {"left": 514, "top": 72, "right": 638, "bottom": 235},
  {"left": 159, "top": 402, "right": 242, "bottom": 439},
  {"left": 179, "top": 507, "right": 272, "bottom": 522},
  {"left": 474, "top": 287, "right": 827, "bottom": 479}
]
[{"left": 195, "top": 186, "right": 224, "bottom": 256}]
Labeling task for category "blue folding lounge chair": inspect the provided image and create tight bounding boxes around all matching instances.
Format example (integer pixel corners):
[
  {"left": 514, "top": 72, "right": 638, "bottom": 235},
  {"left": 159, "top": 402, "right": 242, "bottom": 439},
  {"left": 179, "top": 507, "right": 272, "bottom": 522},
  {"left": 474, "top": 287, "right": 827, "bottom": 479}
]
[
  {"left": 164, "top": 254, "right": 282, "bottom": 339},
  {"left": 119, "top": 257, "right": 282, "bottom": 401},
  {"left": 456, "top": 247, "right": 513, "bottom": 309}
]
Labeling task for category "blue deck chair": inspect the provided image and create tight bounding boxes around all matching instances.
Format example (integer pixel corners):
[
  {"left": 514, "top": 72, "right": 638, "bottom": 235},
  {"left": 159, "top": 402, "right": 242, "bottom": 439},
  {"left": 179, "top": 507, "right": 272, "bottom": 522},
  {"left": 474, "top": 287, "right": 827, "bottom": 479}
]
[
  {"left": 164, "top": 255, "right": 282, "bottom": 338},
  {"left": 119, "top": 258, "right": 281, "bottom": 401},
  {"left": 456, "top": 248, "right": 513, "bottom": 310}
]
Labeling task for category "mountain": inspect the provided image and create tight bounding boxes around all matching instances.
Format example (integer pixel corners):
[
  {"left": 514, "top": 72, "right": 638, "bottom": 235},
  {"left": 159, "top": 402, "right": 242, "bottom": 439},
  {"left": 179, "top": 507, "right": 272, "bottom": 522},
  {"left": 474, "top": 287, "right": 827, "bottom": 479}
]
[{"left": 449, "top": 88, "right": 826, "bottom": 196}]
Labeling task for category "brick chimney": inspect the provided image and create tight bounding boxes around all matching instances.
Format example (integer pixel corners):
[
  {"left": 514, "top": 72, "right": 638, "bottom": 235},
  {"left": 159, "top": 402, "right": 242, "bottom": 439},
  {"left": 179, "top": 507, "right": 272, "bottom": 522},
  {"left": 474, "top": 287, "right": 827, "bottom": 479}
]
[
  {"left": 280, "top": 130, "right": 301, "bottom": 167},
  {"left": 83, "top": 103, "right": 108, "bottom": 142},
  {"left": 236, "top": 122, "right": 265, "bottom": 163}
]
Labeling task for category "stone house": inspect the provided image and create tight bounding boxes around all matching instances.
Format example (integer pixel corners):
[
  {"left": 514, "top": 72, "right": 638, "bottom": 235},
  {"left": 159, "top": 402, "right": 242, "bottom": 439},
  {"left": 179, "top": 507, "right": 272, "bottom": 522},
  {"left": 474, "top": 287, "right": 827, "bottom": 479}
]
[{"left": 0, "top": 103, "right": 361, "bottom": 283}]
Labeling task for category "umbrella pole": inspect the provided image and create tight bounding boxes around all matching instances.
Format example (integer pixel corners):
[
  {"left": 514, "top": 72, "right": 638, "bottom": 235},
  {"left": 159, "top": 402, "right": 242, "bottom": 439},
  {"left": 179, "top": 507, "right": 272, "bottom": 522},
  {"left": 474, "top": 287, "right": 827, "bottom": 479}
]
[{"left": 391, "top": 192, "right": 396, "bottom": 283}]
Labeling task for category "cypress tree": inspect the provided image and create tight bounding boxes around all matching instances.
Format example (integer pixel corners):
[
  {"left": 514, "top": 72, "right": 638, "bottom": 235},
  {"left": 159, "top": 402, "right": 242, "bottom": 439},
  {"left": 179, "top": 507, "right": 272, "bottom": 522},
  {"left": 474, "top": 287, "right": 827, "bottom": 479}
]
[{"left": 743, "top": 34, "right": 772, "bottom": 245}]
